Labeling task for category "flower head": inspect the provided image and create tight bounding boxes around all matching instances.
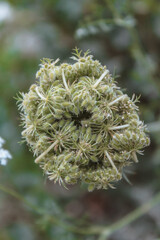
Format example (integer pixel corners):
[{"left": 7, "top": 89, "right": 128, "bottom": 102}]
[{"left": 17, "top": 48, "right": 150, "bottom": 191}]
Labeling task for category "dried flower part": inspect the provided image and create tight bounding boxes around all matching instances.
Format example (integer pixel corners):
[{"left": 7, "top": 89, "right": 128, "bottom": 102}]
[{"left": 17, "top": 49, "right": 150, "bottom": 191}]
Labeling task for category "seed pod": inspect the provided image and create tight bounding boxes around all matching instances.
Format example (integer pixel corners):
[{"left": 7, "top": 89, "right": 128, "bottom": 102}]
[
  {"left": 64, "top": 112, "right": 72, "bottom": 118},
  {"left": 90, "top": 155, "right": 98, "bottom": 162},
  {"left": 96, "top": 134, "right": 103, "bottom": 143},
  {"left": 88, "top": 184, "right": 95, "bottom": 192},
  {"left": 59, "top": 120, "right": 65, "bottom": 127},
  {"left": 64, "top": 153, "right": 73, "bottom": 162}
]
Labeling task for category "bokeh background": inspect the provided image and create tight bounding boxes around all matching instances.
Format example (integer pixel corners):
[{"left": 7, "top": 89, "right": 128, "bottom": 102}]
[{"left": 0, "top": 0, "right": 160, "bottom": 239}]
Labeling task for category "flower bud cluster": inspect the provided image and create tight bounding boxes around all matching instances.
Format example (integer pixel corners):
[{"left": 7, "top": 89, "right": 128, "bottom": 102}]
[{"left": 17, "top": 49, "right": 150, "bottom": 191}]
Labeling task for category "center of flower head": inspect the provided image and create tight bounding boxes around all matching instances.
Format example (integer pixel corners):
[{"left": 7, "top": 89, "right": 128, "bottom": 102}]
[{"left": 71, "top": 110, "right": 92, "bottom": 127}]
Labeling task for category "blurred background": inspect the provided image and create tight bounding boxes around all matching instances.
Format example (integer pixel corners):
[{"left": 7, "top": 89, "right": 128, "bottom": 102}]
[{"left": 0, "top": 0, "right": 160, "bottom": 239}]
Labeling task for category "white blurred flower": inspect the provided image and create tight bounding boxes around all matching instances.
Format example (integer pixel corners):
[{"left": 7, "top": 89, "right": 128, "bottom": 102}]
[
  {"left": 0, "top": 137, "right": 12, "bottom": 166},
  {"left": 0, "top": 137, "right": 5, "bottom": 148},
  {"left": 0, "top": 2, "right": 13, "bottom": 23}
]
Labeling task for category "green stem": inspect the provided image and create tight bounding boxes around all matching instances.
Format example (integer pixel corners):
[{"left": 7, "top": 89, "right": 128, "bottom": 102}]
[
  {"left": 0, "top": 184, "right": 40, "bottom": 213},
  {"left": 99, "top": 191, "right": 160, "bottom": 240},
  {"left": 0, "top": 183, "right": 100, "bottom": 234},
  {"left": 0, "top": 184, "right": 160, "bottom": 237}
]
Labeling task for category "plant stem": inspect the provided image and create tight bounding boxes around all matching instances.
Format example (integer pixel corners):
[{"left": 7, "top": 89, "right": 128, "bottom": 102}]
[
  {"left": 0, "top": 183, "right": 160, "bottom": 236},
  {"left": 98, "top": 191, "right": 160, "bottom": 239},
  {"left": 0, "top": 183, "right": 40, "bottom": 213},
  {"left": 0, "top": 183, "right": 100, "bottom": 234}
]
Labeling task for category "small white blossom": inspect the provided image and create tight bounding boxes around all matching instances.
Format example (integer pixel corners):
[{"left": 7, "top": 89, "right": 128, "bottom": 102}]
[
  {"left": 0, "top": 137, "right": 12, "bottom": 166},
  {"left": 0, "top": 137, "right": 5, "bottom": 148}
]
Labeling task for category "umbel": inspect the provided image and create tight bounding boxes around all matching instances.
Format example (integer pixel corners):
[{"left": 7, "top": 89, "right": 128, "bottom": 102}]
[{"left": 17, "top": 49, "right": 150, "bottom": 191}]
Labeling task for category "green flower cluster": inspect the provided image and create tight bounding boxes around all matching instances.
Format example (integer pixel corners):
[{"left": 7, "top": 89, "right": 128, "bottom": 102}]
[{"left": 17, "top": 49, "right": 150, "bottom": 191}]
